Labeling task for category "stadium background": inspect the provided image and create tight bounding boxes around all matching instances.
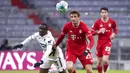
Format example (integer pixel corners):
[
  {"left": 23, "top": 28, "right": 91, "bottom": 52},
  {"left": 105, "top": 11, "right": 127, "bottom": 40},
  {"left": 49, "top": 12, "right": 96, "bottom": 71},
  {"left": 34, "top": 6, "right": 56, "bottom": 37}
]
[{"left": 0, "top": 0, "right": 130, "bottom": 73}]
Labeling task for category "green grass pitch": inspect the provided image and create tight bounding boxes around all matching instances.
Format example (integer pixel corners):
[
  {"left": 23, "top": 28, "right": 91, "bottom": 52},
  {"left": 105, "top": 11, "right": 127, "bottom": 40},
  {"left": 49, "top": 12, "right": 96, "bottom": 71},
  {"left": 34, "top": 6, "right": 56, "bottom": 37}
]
[{"left": 0, "top": 70, "right": 130, "bottom": 73}]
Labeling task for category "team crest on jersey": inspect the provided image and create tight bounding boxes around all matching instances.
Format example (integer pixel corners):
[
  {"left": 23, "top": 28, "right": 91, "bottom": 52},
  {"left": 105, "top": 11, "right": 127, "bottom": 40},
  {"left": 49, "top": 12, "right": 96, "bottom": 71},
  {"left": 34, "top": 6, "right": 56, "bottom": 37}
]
[
  {"left": 70, "top": 30, "right": 72, "bottom": 33},
  {"left": 79, "top": 29, "right": 82, "bottom": 33},
  {"left": 108, "top": 23, "right": 111, "bottom": 27},
  {"left": 100, "top": 24, "right": 103, "bottom": 27}
]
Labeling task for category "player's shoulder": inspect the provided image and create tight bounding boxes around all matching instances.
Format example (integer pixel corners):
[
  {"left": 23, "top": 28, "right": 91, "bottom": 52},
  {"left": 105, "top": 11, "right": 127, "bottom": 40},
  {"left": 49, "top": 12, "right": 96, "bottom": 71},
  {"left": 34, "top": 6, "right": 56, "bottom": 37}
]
[
  {"left": 46, "top": 31, "right": 54, "bottom": 40},
  {"left": 93, "top": 18, "right": 101, "bottom": 25},
  {"left": 109, "top": 18, "right": 116, "bottom": 22},
  {"left": 32, "top": 32, "right": 39, "bottom": 37},
  {"left": 95, "top": 18, "right": 101, "bottom": 23},
  {"left": 63, "top": 21, "right": 72, "bottom": 28},
  {"left": 47, "top": 30, "right": 52, "bottom": 36},
  {"left": 65, "top": 21, "right": 73, "bottom": 26},
  {"left": 80, "top": 21, "right": 87, "bottom": 25}
]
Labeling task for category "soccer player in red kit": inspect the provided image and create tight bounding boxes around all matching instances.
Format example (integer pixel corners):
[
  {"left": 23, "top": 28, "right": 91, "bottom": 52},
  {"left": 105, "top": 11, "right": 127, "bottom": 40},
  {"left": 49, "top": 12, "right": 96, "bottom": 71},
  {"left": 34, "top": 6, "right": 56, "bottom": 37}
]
[
  {"left": 51, "top": 11, "right": 94, "bottom": 73},
  {"left": 91, "top": 7, "right": 118, "bottom": 73}
]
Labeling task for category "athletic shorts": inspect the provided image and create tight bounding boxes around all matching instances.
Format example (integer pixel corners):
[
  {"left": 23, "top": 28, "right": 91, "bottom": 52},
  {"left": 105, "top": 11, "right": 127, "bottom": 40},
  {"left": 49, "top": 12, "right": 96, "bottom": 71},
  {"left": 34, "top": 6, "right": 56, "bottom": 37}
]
[
  {"left": 96, "top": 40, "right": 112, "bottom": 57},
  {"left": 40, "top": 50, "right": 66, "bottom": 72},
  {"left": 66, "top": 51, "right": 93, "bottom": 67}
]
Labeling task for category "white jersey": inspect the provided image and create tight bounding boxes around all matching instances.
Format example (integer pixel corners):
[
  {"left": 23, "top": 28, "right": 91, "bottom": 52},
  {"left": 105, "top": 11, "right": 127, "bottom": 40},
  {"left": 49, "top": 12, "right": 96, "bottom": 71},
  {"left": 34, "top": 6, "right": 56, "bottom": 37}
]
[
  {"left": 21, "top": 30, "right": 66, "bottom": 72},
  {"left": 21, "top": 31, "right": 62, "bottom": 60}
]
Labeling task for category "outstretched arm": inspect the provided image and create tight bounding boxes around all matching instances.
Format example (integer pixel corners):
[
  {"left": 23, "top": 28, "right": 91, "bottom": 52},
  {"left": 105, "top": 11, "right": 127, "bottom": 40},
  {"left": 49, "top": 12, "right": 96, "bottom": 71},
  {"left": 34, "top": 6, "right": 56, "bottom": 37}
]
[{"left": 13, "top": 33, "right": 37, "bottom": 49}]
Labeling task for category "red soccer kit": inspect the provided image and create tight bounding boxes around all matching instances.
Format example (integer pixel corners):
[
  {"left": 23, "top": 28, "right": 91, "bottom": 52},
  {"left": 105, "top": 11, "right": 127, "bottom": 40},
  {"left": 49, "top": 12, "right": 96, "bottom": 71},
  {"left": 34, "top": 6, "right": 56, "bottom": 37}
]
[
  {"left": 56, "top": 21, "right": 94, "bottom": 67},
  {"left": 92, "top": 18, "right": 118, "bottom": 57}
]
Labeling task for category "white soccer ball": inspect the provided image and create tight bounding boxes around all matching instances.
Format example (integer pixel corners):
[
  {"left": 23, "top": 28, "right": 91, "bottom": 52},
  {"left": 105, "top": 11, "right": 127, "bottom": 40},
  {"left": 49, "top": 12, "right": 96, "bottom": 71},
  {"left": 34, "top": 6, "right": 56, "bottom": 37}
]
[{"left": 56, "top": 1, "right": 68, "bottom": 13}]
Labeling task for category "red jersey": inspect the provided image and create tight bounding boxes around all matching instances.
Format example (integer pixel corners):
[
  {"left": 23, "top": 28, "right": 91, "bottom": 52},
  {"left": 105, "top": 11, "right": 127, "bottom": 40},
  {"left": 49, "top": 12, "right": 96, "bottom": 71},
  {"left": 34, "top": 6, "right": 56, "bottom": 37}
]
[
  {"left": 61, "top": 21, "right": 93, "bottom": 55},
  {"left": 92, "top": 18, "right": 118, "bottom": 40}
]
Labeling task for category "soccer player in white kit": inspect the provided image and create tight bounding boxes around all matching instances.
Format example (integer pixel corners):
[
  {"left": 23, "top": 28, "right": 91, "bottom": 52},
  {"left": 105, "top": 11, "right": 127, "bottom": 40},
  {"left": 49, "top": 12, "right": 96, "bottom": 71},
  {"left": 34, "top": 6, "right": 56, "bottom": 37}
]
[{"left": 13, "top": 23, "right": 66, "bottom": 73}]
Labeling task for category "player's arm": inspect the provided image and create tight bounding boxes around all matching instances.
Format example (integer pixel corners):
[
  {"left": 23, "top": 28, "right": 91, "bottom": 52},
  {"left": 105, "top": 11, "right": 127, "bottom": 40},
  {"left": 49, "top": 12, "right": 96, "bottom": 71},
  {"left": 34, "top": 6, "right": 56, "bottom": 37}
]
[
  {"left": 83, "top": 24, "right": 94, "bottom": 56},
  {"left": 34, "top": 40, "right": 53, "bottom": 68},
  {"left": 110, "top": 20, "right": 118, "bottom": 40},
  {"left": 91, "top": 21, "right": 105, "bottom": 35},
  {"left": 34, "top": 38, "right": 54, "bottom": 68},
  {"left": 54, "top": 24, "right": 68, "bottom": 47},
  {"left": 87, "top": 33, "right": 94, "bottom": 50},
  {"left": 41, "top": 42, "right": 53, "bottom": 60},
  {"left": 13, "top": 33, "right": 37, "bottom": 49}
]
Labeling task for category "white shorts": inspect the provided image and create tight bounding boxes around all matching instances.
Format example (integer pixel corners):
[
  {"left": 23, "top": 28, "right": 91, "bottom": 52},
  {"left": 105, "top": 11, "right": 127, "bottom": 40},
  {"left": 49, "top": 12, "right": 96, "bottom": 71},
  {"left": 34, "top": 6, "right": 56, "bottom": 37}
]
[{"left": 40, "top": 50, "right": 66, "bottom": 72}]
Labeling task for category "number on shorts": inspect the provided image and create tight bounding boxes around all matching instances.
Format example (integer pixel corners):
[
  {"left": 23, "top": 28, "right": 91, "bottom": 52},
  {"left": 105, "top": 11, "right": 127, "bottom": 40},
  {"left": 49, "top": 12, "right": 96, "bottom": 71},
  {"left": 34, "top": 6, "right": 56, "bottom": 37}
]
[
  {"left": 105, "top": 47, "right": 111, "bottom": 52},
  {"left": 86, "top": 53, "right": 91, "bottom": 59}
]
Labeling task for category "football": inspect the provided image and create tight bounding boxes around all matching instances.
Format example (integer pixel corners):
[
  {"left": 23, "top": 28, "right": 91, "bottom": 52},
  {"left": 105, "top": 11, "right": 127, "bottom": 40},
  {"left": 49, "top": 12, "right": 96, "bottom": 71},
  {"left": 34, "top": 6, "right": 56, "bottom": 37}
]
[{"left": 56, "top": 0, "right": 68, "bottom": 14}]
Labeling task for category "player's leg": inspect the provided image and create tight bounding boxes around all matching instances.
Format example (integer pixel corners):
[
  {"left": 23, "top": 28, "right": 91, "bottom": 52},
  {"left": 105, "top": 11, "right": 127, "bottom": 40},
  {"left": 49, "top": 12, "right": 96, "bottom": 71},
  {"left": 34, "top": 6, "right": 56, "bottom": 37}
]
[
  {"left": 103, "top": 45, "right": 111, "bottom": 73},
  {"left": 103, "top": 55, "right": 109, "bottom": 73},
  {"left": 40, "top": 60, "right": 52, "bottom": 73},
  {"left": 39, "top": 68, "right": 49, "bottom": 73},
  {"left": 79, "top": 52, "right": 93, "bottom": 73},
  {"left": 97, "top": 57, "right": 103, "bottom": 73},
  {"left": 66, "top": 61, "right": 76, "bottom": 73},
  {"left": 55, "top": 48, "right": 67, "bottom": 73},
  {"left": 66, "top": 52, "right": 77, "bottom": 73},
  {"left": 55, "top": 57, "right": 66, "bottom": 73},
  {"left": 85, "top": 64, "right": 92, "bottom": 73},
  {"left": 96, "top": 40, "right": 104, "bottom": 73}
]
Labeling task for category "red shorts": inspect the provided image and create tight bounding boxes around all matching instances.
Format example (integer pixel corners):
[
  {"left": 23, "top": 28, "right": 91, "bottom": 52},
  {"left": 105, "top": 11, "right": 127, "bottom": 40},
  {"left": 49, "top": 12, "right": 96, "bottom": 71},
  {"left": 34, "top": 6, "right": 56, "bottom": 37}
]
[
  {"left": 66, "top": 51, "right": 93, "bottom": 67},
  {"left": 96, "top": 40, "right": 112, "bottom": 57}
]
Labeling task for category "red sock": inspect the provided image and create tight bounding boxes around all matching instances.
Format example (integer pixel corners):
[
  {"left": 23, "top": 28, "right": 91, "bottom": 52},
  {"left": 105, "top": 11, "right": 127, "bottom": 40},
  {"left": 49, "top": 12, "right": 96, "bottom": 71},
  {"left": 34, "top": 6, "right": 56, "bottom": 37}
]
[
  {"left": 97, "top": 65, "right": 102, "bottom": 73},
  {"left": 72, "top": 70, "right": 76, "bottom": 73},
  {"left": 103, "top": 64, "right": 108, "bottom": 73}
]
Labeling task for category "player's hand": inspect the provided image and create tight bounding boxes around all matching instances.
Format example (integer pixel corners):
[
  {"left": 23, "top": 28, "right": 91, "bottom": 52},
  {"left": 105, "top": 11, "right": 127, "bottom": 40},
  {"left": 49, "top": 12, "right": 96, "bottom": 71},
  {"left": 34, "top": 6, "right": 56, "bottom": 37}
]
[
  {"left": 98, "top": 28, "right": 105, "bottom": 34},
  {"left": 34, "top": 60, "right": 44, "bottom": 68},
  {"left": 49, "top": 45, "right": 57, "bottom": 56},
  {"left": 83, "top": 48, "right": 90, "bottom": 56},
  {"left": 13, "top": 44, "right": 23, "bottom": 49},
  {"left": 110, "top": 33, "right": 115, "bottom": 40}
]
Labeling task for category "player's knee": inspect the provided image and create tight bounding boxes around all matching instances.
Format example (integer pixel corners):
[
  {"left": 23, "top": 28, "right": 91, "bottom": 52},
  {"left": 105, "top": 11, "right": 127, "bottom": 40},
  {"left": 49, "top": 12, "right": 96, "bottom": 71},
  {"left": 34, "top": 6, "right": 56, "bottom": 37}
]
[
  {"left": 67, "top": 64, "right": 73, "bottom": 71},
  {"left": 87, "top": 69, "right": 92, "bottom": 73},
  {"left": 103, "top": 60, "right": 108, "bottom": 64},
  {"left": 97, "top": 61, "right": 102, "bottom": 66},
  {"left": 67, "top": 66, "right": 73, "bottom": 71},
  {"left": 67, "top": 66, "right": 73, "bottom": 73}
]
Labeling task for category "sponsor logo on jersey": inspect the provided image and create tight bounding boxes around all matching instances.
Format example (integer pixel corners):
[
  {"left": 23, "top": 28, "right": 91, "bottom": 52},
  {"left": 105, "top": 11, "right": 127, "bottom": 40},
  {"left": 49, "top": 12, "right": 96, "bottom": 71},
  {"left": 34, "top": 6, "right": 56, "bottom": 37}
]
[
  {"left": 108, "top": 23, "right": 111, "bottom": 27},
  {"left": 70, "top": 30, "right": 72, "bottom": 33},
  {"left": 79, "top": 29, "right": 82, "bottom": 33},
  {"left": 100, "top": 24, "right": 103, "bottom": 27}
]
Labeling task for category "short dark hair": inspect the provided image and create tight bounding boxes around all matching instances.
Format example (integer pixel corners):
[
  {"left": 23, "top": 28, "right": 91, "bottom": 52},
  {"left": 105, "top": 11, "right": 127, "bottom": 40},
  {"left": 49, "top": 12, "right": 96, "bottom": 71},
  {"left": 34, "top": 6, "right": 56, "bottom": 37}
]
[
  {"left": 100, "top": 7, "right": 108, "bottom": 12},
  {"left": 39, "top": 23, "right": 48, "bottom": 30},
  {"left": 69, "top": 10, "right": 80, "bottom": 17}
]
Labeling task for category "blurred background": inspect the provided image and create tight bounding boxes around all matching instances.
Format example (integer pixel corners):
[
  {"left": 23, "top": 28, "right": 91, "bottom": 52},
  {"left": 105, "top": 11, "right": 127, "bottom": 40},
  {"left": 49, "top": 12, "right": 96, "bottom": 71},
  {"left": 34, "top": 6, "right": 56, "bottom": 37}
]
[{"left": 0, "top": 0, "right": 130, "bottom": 71}]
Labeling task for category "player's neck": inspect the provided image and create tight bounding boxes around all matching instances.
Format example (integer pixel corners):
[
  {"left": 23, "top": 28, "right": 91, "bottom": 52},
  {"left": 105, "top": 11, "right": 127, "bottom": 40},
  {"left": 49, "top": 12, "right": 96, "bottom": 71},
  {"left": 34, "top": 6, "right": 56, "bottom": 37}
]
[
  {"left": 101, "top": 17, "right": 109, "bottom": 23},
  {"left": 72, "top": 21, "right": 80, "bottom": 28}
]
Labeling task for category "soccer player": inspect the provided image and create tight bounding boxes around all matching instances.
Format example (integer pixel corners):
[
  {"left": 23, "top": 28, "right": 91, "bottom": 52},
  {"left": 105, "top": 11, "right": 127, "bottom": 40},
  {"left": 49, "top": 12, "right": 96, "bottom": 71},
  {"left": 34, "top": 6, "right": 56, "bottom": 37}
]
[
  {"left": 52, "top": 11, "right": 94, "bottom": 73},
  {"left": 91, "top": 7, "right": 118, "bottom": 73},
  {"left": 13, "top": 23, "right": 66, "bottom": 73}
]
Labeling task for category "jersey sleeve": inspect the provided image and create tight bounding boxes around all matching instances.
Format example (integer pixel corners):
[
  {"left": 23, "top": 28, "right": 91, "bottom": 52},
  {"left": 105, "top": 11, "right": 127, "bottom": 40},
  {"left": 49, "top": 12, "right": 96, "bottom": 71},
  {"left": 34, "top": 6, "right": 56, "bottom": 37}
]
[
  {"left": 82, "top": 23, "right": 94, "bottom": 49},
  {"left": 91, "top": 21, "right": 98, "bottom": 35},
  {"left": 82, "top": 23, "right": 92, "bottom": 37},
  {"left": 61, "top": 23, "right": 68, "bottom": 35},
  {"left": 21, "top": 32, "right": 37, "bottom": 45},
  {"left": 55, "top": 23, "right": 68, "bottom": 46},
  {"left": 112, "top": 20, "right": 118, "bottom": 34}
]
